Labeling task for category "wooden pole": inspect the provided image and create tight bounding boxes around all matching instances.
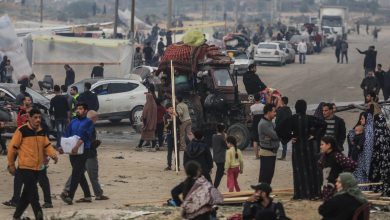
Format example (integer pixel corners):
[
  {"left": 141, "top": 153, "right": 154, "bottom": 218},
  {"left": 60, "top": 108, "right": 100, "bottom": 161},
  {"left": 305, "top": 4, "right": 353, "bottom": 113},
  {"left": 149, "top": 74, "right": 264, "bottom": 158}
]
[{"left": 171, "top": 61, "right": 179, "bottom": 174}]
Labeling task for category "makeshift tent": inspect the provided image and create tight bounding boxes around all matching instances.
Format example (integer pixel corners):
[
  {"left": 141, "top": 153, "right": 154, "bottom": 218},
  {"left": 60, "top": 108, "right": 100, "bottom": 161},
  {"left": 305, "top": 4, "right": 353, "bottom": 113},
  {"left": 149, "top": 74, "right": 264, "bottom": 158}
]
[
  {"left": 29, "top": 35, "right": 134, "bottom": 84},
  {"left": 0, "top": 15, "right": 33, "bottom": 81}
]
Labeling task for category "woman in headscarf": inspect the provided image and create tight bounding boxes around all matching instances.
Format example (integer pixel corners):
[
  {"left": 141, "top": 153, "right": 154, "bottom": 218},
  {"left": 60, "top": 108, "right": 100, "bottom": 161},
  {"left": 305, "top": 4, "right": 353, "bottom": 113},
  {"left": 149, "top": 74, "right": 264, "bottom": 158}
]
[
  {"left": 277, "top": 99, "right": 327, "bottom": 200},
  {"left": 136, "top": 93, "right": 158, "bottom": 151},
  {"left": 319, "top": 172, "right": 367, "bottom": 220},
  {"left": 352, "top": 112, "right": 374, "bottom": 187},
  {"left": 370, "top": 105, "right": 390, "bottom": 196},
  {"left": 347, "top": 112, "right": 367, "bottom": 161}
]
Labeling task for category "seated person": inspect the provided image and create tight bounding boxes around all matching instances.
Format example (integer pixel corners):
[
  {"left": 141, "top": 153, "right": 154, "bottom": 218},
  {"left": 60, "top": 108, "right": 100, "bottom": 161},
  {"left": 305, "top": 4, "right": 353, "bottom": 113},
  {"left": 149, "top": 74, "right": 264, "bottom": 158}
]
[
  {"left": 318, "top": 172, "right": 368, "bottom": 220},
  {"left": 243, "top": 182, "right": 291, "bottom": 220},
  {"left": 243, "top": 64, "right": 267, "bottom": 95}
]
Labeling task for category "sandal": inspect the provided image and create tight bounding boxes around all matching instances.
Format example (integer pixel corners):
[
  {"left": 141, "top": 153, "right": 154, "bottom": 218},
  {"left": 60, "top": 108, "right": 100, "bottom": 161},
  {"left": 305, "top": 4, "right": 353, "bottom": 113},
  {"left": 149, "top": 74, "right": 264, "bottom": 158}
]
[{"left": 75, "top": 197, "right": 92, "bottom": 203}]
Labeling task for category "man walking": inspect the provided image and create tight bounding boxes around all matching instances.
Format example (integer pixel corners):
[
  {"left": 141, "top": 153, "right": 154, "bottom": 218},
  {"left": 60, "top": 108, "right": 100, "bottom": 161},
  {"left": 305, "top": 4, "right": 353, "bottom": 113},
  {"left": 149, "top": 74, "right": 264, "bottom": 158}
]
[
  {"left": 361, "top": 71, "right": 380, "bottom": 101},
  {"left": 375, "top": 64, "right": 386, "bottom": 100},
  {"left": 297, "top": 39, "right": 307, "bottom": 64},
  {"left": 322, "top": 103, "right": 346, "bottom": 151},
  {"left": 50, "top": 85, "right": 70, "bottom": 148},
  {"left": 356, "top": 46, "right": 377, "bottom": 77},
  {"left": 258, "top": 104, "right": 279, "bottom": 184},
  {"left": 334, "top": 37, "right": 342, "bottom": 63},
  {"left": 78, "top": 82, "right": 99, "bottom": 111},
  {"left": 60, "top": 103, "right": 93, "bottom": 205},
  {"left": 62, "top": 110, "right": 109, "bottom": 201},
  {"left": 64, "top": 64, "right": 75, "bottom": 88},
  {"left": 340, "top": 40, "right": 348, "bottom": 64},
  {"left": 91, "top": 63, "right": 104, "bottom": 78},
  {"left": 275, "top": 97, "right": 292, "bottom": 160},
  {"left": 7, "top": 108, "right": 58, "bottom": 220},
  {"left": 176, "top": 96, "right": 192, "bottom": 151},
  {"left": 5, "top": 59, "right": 14, "bottom": 83},
  {"left": 70, "top": 86, "right": 80, "bottom": 117},
  {"left": 157, "top": 37, "right": 165, "bottom": 56}
]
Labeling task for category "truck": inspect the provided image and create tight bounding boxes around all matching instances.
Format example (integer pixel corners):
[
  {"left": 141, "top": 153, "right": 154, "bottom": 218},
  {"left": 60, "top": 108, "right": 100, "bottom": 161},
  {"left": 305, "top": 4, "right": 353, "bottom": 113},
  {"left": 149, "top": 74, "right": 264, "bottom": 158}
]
[{"left": 319, "top": 6, "right": 348, "bottom": 40}]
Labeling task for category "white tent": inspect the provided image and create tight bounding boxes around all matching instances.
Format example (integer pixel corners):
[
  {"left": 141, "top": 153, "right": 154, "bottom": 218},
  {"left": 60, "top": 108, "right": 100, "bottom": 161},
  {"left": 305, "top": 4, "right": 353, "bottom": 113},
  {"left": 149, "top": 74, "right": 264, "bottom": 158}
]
[
  {"left": 0, "top": 15, "right": 32, "bottom": 81},
  {"left": 29, "top": 35, "right": 134, "bottom": 85}
]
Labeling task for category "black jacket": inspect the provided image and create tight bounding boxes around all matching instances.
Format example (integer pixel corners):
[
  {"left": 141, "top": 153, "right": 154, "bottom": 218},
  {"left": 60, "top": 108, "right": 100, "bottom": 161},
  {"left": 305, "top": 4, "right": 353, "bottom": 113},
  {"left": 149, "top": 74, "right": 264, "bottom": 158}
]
[
  {"left": 183, "top": 139, "right": 213, "bottom": 174},
  {"left": 319, "top": 194, "right": 365, "bottom": 220},
  {"left": 243, "top": 199, "right": 290, "bottom": 220},
  {"left": 360, "top": 76, "right": 380, "bottom": 95},
  {"left": 357, "top": 49, "right": 377, "bottom": 70},
  {"left": 275, "top": 106, "right": 292, "bottom": 128},
  {"left": 243, "top": 71, "right": 267, "bottom": 95},
  {"left": 324, "top": 116, "right": 346, "bottom": 151},
  {"left": 65, "top": 69, "right": 75, "bottom": 87},
  {"left": 91, "top": 66, "right": 104, "bottom": 78},
  {"left": 77, "top": 90, "right": 99, "bottom": 111}
]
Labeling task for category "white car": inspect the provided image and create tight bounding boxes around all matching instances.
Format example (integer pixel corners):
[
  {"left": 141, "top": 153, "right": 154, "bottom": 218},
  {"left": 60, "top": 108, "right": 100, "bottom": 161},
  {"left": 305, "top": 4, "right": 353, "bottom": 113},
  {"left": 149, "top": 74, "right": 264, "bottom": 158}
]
[
  {"left": 231, "top": 52, "right": 254, "bottom": 74},
  {"left": 275, "top": 41, "right": 296, "bottom": 63},
  {"left": 254, "top": 42, "right": 287, "bottom": 66},
  {"left": 70, "top": 78, "right": 147, "bottom": 124}
]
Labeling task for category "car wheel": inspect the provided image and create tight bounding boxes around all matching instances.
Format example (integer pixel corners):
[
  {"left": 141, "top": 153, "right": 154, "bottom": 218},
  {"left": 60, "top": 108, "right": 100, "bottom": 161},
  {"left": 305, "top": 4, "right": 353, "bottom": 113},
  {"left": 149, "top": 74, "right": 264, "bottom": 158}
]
[
  {"left": 109, "top": 119, "right": 122, "bottom": 124},
  {"left": 130, "top": 105, "right": 143, "bottom": 126},
  {"left": 227, "top": 123, "right": 250, "bottom": 150},
  {"left": 277, "top": 61, "right": 283, "bottom": 66}
]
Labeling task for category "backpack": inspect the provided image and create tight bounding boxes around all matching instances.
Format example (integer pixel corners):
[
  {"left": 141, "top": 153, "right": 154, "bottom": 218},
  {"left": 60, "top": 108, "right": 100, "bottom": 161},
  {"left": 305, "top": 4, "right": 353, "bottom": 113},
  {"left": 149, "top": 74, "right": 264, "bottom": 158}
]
[{"left": 182, "top": 176, "right": 224, "bottom": 219}]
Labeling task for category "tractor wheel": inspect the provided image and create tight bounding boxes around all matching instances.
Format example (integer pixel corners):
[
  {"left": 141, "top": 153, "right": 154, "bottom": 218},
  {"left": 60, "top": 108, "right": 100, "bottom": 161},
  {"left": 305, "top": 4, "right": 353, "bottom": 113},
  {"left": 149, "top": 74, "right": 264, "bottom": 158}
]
[{"left": 227, "top": 123, "right": 251, "bottom": 150}]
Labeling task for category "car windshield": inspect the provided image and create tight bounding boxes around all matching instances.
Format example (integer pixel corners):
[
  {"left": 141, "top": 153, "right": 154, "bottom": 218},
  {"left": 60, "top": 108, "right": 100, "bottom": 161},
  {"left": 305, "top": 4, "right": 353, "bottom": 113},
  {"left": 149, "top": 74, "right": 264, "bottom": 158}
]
[
  {"left": 278, "top": 43, "right": 286, "bottom": 49},
  {"left": 258, "top": 44, "right": 277, "bottom": 49},
  {"left": 234, "top": 53, "right": 248, "bottom": 59},
  {"left": 71, "top": 79, "right": 100, "bottom": 93},
  {"left": 214, "top": 69, "right": 233, "bottom": 87},
  {"left": 323, "top": 28, "right": 331, "bottom": 34},
  {"left": 322, "top": 16, "right": 342, "bottom": 27}
]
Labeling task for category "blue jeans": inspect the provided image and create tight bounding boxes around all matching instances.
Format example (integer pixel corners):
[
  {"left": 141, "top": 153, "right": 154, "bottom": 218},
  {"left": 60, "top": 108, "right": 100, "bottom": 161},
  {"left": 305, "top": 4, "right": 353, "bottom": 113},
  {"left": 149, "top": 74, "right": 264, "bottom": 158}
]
[
  {"left": 299, "top": 53, "right": 306, "bottom": 64},
  {"left": 55, "top": 119, "right": 67, "bottom": 148}
]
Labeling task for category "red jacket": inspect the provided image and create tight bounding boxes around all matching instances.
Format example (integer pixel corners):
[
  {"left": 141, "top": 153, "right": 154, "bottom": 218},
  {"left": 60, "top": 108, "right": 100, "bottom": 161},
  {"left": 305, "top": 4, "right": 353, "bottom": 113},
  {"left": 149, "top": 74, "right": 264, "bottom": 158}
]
[{"left": 17, "top": 106, "right": 29, "bottom": 127}]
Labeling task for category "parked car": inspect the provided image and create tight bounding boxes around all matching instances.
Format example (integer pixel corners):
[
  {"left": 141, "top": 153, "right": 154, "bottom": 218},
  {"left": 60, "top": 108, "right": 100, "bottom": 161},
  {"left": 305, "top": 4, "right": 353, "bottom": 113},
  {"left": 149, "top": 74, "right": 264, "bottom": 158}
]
[
  {"left": 289, "top": 35, "right": 315, "bottom": 54},
  {"left": 254, "top": 42, "right": 287, "bottom": 66},
  {"left": 230, "top": 51, "right": 254, "bottom": 74},
  {"left": 0, "top": 83, "right": 53, "bottom": 133},
  {"left": 275, "top": 41, "right": 296, "bottom": 63},
  {"left": 70, "top": 78, "right": 147, "bottom": 124}
]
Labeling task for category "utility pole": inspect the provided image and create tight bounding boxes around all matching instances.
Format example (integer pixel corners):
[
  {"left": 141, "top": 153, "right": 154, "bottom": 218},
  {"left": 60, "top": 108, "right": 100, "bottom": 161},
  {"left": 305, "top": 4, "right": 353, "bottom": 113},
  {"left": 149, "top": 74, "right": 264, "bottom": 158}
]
[
  {"left": 167, "top": 0, "right": 173, "bottom": 30},
  {"left": 113, "top": 0, "right": 119, "bottom": 38},
  {"left": 202, "top": 0, "right": 206, "bottom": 23},
  {"left": 40, "top": 0, "right": 43, "bottom": 23},
  {"left": 235, "top": 0, "right": 239, "bottom": 32},
  {"left": 130, "top": 0, "right": 135, "bottom": 40}
]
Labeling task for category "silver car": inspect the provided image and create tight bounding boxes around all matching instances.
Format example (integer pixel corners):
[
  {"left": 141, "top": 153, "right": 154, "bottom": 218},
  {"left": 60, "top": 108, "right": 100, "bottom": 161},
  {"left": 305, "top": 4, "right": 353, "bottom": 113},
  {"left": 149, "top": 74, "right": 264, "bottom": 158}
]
[
  {"left": 231, "top": 52, "right": 254, "bottom": 74},
  {"left": 275, "top": 41, "right": 296, "bottom": 63}
]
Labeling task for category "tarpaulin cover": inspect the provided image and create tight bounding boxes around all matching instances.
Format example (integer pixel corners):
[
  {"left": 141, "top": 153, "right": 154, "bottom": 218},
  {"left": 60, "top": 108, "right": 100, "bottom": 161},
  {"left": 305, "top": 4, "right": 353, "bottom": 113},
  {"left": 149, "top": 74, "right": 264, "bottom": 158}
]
[
  {"left": 157, "top": 43, "right": 232, "bottom": 77},
  {"left": 182, "top": 30, "right": 205, "bottom": 47},
  {"left": 0, "top": 15, "right": 33, "bottom": 81},
  {"left": 30, "top": 35, "right": 133, "bottom": 84},
  {"left": 223, "top": 33, "right": 250, "bottom": 50}
]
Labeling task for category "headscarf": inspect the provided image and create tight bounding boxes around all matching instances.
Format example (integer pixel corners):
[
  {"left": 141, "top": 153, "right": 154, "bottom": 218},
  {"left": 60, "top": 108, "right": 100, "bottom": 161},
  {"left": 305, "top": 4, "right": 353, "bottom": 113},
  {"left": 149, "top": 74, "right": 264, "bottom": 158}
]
[
  {"left": 142, "top": 93, "right": 157, "bottom": 131},
  {"left": 295, "top": 99, "right": 307, "bottom": 115},
  {"left": 335, "top": 172, "right": 367, "bottom": 204}
]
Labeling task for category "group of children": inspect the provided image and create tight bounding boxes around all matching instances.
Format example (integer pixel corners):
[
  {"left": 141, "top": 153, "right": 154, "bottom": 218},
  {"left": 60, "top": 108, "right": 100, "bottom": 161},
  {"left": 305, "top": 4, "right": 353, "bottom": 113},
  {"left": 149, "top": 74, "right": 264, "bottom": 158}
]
[{"left": 161, "top": 100, "right": 244, "bottom": 192}]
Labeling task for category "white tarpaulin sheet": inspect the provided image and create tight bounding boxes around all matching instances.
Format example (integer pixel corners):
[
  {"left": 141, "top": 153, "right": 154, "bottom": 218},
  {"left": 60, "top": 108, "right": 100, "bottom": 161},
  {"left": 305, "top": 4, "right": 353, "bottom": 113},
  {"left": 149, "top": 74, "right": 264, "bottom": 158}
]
[
  {"left": 0, "top": 15, "right": 32, "bottom": 81},
  {"left": 31, "top": 35, "right": 133, "bottom": 84}
]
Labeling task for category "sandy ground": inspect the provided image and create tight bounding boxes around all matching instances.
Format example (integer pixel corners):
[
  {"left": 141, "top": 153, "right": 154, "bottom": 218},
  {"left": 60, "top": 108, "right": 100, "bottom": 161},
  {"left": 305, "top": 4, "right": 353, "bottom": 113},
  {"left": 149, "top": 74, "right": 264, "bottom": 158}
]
[{"left": 0, "top": 110, "right": 389, "bottom": 220}]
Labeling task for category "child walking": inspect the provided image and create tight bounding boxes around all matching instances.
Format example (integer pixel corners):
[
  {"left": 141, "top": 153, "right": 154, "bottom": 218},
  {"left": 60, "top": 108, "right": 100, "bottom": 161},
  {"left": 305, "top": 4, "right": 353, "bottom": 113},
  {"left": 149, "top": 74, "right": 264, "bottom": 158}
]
[
  {"left": 225, "top": 136, "right": 244, "bottom": 192},
  {"left": 318, "top": 136, "right": 357, "bottom": 201}
]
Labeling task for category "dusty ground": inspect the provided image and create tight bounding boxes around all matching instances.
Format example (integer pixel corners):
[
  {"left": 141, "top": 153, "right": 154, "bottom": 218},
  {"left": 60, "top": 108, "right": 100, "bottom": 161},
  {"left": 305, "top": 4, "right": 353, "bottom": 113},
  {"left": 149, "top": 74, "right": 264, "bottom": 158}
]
[{"left": 1, "top": 110, "right": 389, "bottom": 220}]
